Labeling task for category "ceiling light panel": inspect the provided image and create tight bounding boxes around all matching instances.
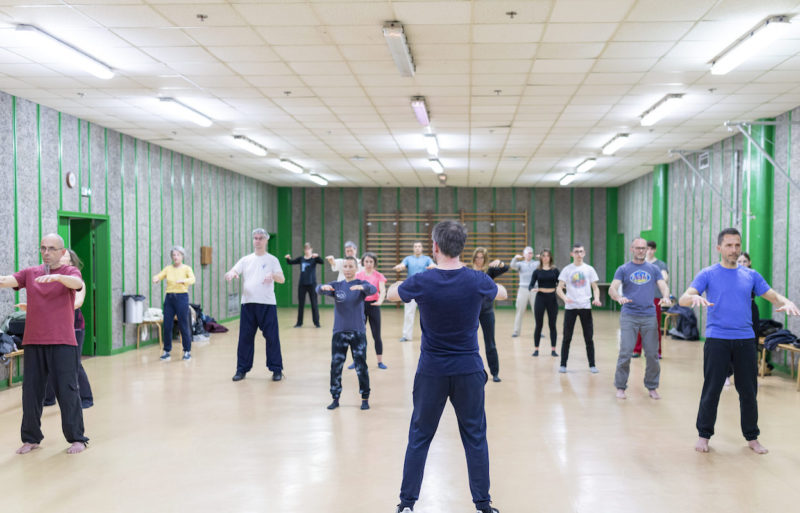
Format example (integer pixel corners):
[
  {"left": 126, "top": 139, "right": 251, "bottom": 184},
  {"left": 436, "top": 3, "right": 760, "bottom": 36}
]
[{"left": 382, "top": 21, "right": 415, "bottom": 77}]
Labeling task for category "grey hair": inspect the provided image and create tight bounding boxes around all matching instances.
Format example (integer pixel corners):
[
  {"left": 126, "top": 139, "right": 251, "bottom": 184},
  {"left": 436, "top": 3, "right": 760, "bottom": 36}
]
[
  {"left": 344, "top": 240, "right": 357, "bottom": 249},
  {"left": 252, "top": 228, "right": 270, "bottom": 240},
  {"left": 170, "top": 245, "right": 186, "bottom": 257},
  {"left": 523, "top": 246, "right": 533, "bottom": 254}
]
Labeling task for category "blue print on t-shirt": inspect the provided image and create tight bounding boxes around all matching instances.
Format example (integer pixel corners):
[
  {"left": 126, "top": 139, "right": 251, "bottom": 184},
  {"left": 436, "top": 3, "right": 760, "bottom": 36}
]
[{"left": 629, "top": 270, "right": 651, "bottom": 285}]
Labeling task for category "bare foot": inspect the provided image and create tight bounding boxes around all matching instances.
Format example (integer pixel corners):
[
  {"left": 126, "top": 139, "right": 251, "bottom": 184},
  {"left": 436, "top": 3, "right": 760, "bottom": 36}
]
[
  {"left": 695, "top": 437, "right": 710, "bottom": 452},
  {"left": 615, "top": 389, "right": 626, "bottom": 399},
  {"left": 648, "top": 389, "right": 661, "bottom": 400},
  {"left": 15, "top": 443, "right": 39, "bottom": 455},
  {"left": 724, "top": 377, "right": 731, "bottom": 386},
  {"left": 66, "top": 442, "right": 87, "bottom": 454},
  {"left": 748, "top": 440, "right": 768, "bottom": 454}
]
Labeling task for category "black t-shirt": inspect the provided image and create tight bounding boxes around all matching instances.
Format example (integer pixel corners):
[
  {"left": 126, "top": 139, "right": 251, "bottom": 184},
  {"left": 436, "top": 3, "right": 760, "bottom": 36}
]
[
  {"left": 529, "top": 268, "right": 560, "bottom": 289},
  {"left": 286, "top": 255, "right": 323, "bottom": 286}
]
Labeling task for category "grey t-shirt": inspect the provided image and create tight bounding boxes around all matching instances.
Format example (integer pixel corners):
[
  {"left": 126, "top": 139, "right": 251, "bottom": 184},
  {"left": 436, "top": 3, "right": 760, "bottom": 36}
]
[
  {"left": 510, "top": 256, "right": 539, "bottom": 287},
  {"left": 648, "top": 259, "right": 669, "bottom": 298},
  {"left": 613, "top": 261, "right": 664, "bottom": 316}
]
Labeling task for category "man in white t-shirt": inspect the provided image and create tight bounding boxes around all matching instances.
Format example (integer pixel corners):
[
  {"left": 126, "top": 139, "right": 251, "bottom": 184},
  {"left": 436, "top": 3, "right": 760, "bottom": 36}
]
[
  {"left": 225, "top": 228, "right": 286, "bottom": 382},
  {"left": 326, "top": 240, "right": 363, "bottom": 281},
  {"left": 556, "top": 243, "right": 602, "bottom": 374}
]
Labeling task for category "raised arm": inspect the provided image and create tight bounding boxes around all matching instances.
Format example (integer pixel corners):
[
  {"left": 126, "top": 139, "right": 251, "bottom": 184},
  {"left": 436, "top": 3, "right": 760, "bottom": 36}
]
[
  {"left": 285, "top": 255, "right": 302, "bottom": 265},
  {"left": 326, "top": 255, "right": 337, "bottom": 271},
  {"left": 0, "top": 275, "right": 19, "bottom": 289}
]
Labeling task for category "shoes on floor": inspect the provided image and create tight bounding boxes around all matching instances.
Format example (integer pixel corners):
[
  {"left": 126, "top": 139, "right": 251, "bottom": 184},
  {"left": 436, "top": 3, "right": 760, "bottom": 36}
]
[
  {"left": 477, "top": 507, "right": 500, "bottom": 513},
  {"left": 492, "top": 375, "right": 501, "bottom": 382},
  {"left": 378, "top": 362, "right": 388, "bottom": 369},
  {"left": 159, "top": 351, "right": 170, "bottom": 361},
  {"left": 558, "top": 366, "right": 567, "bottom": 373},
  {"left": 182, "top": 351, "right": 191, "bottom": 361},
  {"left": 532, "top": 350, "right": 539, "bottom": 357},
  {"left": 315, "top": 324, "right": 321, "bottom": 328},
  {"left": 327, "top": 398, "right": 339, "bottom": 410},
  {"left": 232, "top": 372, "right": 246, "bottom": 382},
  {"left": 511, "top": 332, "right": 519, "bottom": 338},
  {"left": 81, "top": 400, "right": 94, "bottom": 409},
  {"left": 272, "top": 371, "right": 283, "bottom": 381},
  {"left": 590, "top": 366, "right": 599, "bottom": 374},
  {"left": 347, "top": 363, "right": 355, "bottom": 370},
  {"left": 361, "top": 400, "right": 370, "bottom": 410},
  {"left": 399, "top": 337, "right": 409, "bottom": 342},
  {"left": 551, "top": 350, "right": 559, "bottom": 357},
  {"left": 293, "top": 324, "right": 302, "bottom": 328},
  {"left": 396, "top": 506, "right": 413, "bottom": 513},
  {"left": 632, "top": 353, "right": 641, "bottom": 358}
]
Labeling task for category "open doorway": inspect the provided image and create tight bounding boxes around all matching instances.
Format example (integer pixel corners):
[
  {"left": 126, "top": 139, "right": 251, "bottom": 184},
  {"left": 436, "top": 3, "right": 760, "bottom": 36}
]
[{"left": 58, "top": 212, "right": 112, "bottom": 356}]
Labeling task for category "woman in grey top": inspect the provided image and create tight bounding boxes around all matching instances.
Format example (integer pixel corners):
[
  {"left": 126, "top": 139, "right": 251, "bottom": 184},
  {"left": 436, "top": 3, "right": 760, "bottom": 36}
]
[{"left": 510, "top": 247, "right": 539, "bottom": 337}]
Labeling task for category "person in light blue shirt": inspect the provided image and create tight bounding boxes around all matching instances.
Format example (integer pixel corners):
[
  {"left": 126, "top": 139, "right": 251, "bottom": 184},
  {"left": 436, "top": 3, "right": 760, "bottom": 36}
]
[
  {"left": 393, "top": 241, "right": 435, "bottom": 342},
  {"left": 680, "top": 227, "right": 799, "bottom": 455}
]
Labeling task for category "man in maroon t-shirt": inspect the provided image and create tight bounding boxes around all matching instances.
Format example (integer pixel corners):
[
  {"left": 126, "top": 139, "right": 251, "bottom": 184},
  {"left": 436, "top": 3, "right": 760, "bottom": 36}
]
[{"left": 0, "top": 233, "right": 90, "bottom": 455}]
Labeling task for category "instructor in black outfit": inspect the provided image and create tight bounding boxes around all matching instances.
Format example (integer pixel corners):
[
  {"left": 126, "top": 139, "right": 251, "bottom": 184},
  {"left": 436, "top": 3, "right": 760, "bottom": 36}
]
[{"left": 285, "top": 242, "right": 323, "bottom": 328}]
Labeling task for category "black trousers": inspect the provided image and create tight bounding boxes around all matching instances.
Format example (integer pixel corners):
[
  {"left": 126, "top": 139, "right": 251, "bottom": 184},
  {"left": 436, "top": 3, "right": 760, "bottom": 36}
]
[
  {"left": 296, "top": 283, "right": 320, "bottom": 326},
  {"left": 560, "top": 309, "right": 595, "bottom": 368},
  {"left": 478, "top": 310, "right": 500, "bottom": 377},
  {"left": 364, "top": 301, "right": 383, "bottom": 356},
  {"left": 44, "top": 329, "right": 93, "bottom": 405},
  {"left": 21, "top": 344, "right": 89, "bottom": 445},
  {"left": 697, "top": 337, "right": 759, "bottom": 441},
  {"left": 533, "top": 292, "right": 558, "bottom": 348}
]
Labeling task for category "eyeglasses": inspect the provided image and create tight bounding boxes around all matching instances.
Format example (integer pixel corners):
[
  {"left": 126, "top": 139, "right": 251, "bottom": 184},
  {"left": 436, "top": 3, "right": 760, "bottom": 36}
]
[{"left": 40, "top": 246, "right": 63, "bottom": 253}]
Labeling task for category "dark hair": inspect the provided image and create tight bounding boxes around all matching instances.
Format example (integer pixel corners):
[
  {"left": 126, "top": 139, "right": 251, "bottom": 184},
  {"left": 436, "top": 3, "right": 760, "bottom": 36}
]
[
  {"left": 717, "top": 227, "right": 741, "bottom": 245},
  {"left": 740, "top": 251, "right": 751, "bottom": 261},
  {"left": 432, "top": 220, "right": 467, "bottom": 258},
  {"left": 65, "top": 248, "right": 83, "bottom": 270},
  {"left": 647, "top": 240, "right": 656, "bottom": 249},
  {"left": 572, "top": 242, "right": 584, "bottom": 250},
  {"left": 343, "top": 255, "right": 358, "bottom": 264},
  {"left": 538, "top": 249, "right": 554, "bottom": 268},
  {"left": 362, "top": 251, "right": 377, "bottom": 265}
]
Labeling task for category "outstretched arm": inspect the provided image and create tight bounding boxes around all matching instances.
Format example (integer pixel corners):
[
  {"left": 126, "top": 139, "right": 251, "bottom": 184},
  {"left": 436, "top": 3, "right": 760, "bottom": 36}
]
[
  {"left": 387, "top": 281, "right": 403, "bottom": 302},
  {"left": 35, "top": 274, "right": 83, "bottom": 289},
  {"left": 0, "top": 275, "right": 19, "bottom": 289},
  {"left": 761, "top": 289, "right": 800, "bottom": 316},
  {"left": 679, "top": 287, "right": 713, "bottom": 308},
  {"left": 495, "top": 284, "right": 508, "bottom": 301}
]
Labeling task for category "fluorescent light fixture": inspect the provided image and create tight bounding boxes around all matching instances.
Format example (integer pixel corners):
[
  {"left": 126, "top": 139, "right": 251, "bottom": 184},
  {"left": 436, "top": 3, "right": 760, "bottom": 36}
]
[
  {"left": 159, "top": 97, "right": 213, "bottom": 127},
  {"left": 15, "top": 23, "right": 114, "bottom": 80},
  {"left": 711, "top": 15, "right": 791, "bottom": 75},
  {"left": 560, "top": 173, "right": 577, "bottom": 186},
  {"left": 428, "top": 158, "right": 444, "bottom": 174},
  {"left": 308, "top": 173, "right": 328, "bottom": 186},
  {"left": 424, "top": 134, "right": 439, "bottom": 157},
  {"left": 411, "top": 96, "right": 430, "bottom": 127},
  {"left": 576, "top": 158, "right": 597, "bottom": 174},
  {"left": 640, "top": 93, "right": 684, "bottom": 127},
  {"left": 232, "top": 135, "right": 267, "bottom": 157},
  {"left": 280, "top": 159, "right": 304, "bottom": 174},
  {"left": 382, "top": 21, "right": 415, "bottom": 77},
  {"left": 601, "top": 134, "right": 630, "bottom": 155}
]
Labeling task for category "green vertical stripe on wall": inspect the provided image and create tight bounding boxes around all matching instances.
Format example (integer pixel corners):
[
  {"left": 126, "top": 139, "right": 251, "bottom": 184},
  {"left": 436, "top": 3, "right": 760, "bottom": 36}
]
[
  {"left": 786, "top": 112, "right": 792, "bottom": 322},
  {"left": 339, "top": 188, "right": 344, "bottom": 253},
  {"left": 119, "top": 134, "right": 126, "bottom": 347},
  {"left": 530, "top": 191, "right": 535, "bottom": 248},
  {"left": 11, "top": 96, "right": 19, "bottom": 301},
  {"left": 36, "top": 104, "right": 42, "bottom": 243},
  {"left": 589, "top": 189, "right": 594, "bottom": 261},
  {"left": 434, "top": 187, "right": 439, "bottom": 214},
  {"left": 87, "top": 124, "right": 91, "bottom": 212},
  {"left": 77, "top": 120, "right": 81, "bottom": 213},
  {"left": 651, "top": 164, "right": 669, "bottom": 257},
  {"left": 569, "top": 189, "right": 574, "bottom": 246},
  {"left": 134, "top": 141, "right": 139, "bottom": 293},
  {"left": 58, "top": 113, "right": 63, "bottom": 210},
  {"left": 358, "top": 188, "right": 364, "bottom": 250},
  {"left": 159, "top": 148, "right": 164, "bottom": 300},
  {"left": 104, "top": 129, "right": 109, "bottom": 215},
  {"left": 321, "top": 188, "right": 326, "bottom": 287},
  {"left": 605, "top": 188, "right": 619, "bottom": 282},
  {"left": 276, "top": 187, "right": 293, "bottom": 307},
  {"left": 147, "top": 144, "right": 152, "bottom": 306}
]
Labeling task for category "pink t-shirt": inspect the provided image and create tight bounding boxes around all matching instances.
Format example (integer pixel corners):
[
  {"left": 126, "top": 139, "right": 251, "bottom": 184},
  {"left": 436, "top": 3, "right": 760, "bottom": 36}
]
[
  {"left": 13, "top": 264, "right": 81, "bottom": 346},
  {"left": 356, "top": 270, "right": 386, "bottom": 302}
]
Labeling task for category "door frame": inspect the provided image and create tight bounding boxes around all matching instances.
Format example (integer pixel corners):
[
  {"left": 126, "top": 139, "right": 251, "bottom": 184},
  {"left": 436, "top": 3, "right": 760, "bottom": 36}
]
[{"left": 57, "top": 211, "right": 113, "bottom": 356}]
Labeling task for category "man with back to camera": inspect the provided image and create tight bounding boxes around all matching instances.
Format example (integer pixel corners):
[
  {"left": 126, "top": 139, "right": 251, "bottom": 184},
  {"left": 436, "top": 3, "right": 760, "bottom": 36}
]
[
  {"left": 0, "top": 233, "right": 89, "bottom": 455},
  {"left": 392, "top": 241, "right": 435, "bottom": 342},
  {"left": 680, "top": 228, "right": 799, "bottom": 454},
  {"left": 225, "top": 228, "right": 286, "bottom": 382},
  {"left": 387, "top": 220, "right": 507, "bottom": 513},
  {"left": 609, "top": 238, "right": 672, "bottom": 400}
]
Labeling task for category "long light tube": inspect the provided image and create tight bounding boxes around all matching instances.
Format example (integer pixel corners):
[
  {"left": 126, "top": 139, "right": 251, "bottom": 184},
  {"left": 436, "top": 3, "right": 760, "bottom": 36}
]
[
  {"left": 560, "top": 173, "right": 577, "bottom": 186},
  {"left": 159, "top": 97, "right": 213, "bottom": 127},
  {"left": 233, "top": 135, "right": 267, "bottom": 157},
  {"left": 711, "top": 15, "right": 791, "bottom": 75},
  {"left": 15, "top": 23, "right": 114, "bottom": 79},
  {"left": 640, "top": 93, "right": 684, "bottom": 127},
  {"left": 601, "top": 134, "right": 630, "bottom": 155},
  {"left": 428, "top": 158, "right": 444, "bottom": 174},
  {"left": 280, "top": 159, "right": 304, "bottom": 174},
  {"left": 382, "top": 21, "right": 415, "bottom": 77},
  {"left": 308, "top": 173, "right": 328, "bottom": 186},
  {"left": 424, "top": 134, "right": 439, "bottom": 156},
  {"left": 411, "top": 96, "right": 430, "bottom": 127},
  {"left": 576, "top": 158, "right": 596, "bottom": 174}
]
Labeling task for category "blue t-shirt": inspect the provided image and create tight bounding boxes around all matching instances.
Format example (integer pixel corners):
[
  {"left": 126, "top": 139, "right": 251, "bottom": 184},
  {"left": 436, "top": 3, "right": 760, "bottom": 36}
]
[
  {"left": 317, "top": 279, "right": 377, "bottom": 334},
  {"left": 402, "top": 255, "right": 434, "bottom": 277},
  {"left": 690, "top": 264, "right": 770, "bottom": 339},
  {"left": 614, "top": 261, "right": 664, "bottom": 316},
  {"left": 398, "top": 267, "right": 498, "bottom": 376}
]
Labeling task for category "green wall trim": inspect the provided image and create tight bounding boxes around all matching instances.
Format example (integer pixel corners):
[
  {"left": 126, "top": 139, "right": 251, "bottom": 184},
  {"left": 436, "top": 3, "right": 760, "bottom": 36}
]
[
  {"left": 786, "top": 111, "right": 792, "bottom": 324},
  {"left": 605, "top": 188, "right": 620, "bottom": 282},
  {"left": 58, "top": 112, "right": 63, "bottom": 210},
  {"left": 276, "top": 187, "right": 293, "bottom": 307},
  {"left": 651, "top": 164, "right": 669, "bottom": 258},
  {"left": 120, "top": 134, "right": 126, "bottom": 348}
]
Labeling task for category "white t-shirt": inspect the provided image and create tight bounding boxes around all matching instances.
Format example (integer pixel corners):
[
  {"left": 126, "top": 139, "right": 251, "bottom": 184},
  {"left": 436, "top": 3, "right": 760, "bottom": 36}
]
[
  {"left": 331, "top": 258, "right": 363, "bottom": 282},
  {"left": 232, "top": 253, "right": 284, "bottom": 305},
  {"left": 558, "top": 263, "right": 599, "bottom": 310}
]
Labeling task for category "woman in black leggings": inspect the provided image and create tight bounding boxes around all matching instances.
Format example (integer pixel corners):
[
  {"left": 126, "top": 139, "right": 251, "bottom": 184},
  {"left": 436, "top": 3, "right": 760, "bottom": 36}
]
[
  {"left": 529, "top": 249, "right": 560, "bottom": 357},
  {"left": 355, "top": 252, "right": 388, "bottom": 369},
  {"left": 472, "top": 247, "right": 508, "bottom": 382}
]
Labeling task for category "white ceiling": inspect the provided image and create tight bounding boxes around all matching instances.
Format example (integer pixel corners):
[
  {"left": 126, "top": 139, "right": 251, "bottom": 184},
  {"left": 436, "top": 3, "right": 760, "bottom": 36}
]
[{"left": 2, "top": 0, "right": 800, "bottom": 188}]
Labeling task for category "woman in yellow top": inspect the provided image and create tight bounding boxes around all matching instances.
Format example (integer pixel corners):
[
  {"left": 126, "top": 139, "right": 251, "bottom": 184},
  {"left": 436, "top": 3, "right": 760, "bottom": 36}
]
[{"left": 152, "top": 245, "right": 196, "bottom": 361}]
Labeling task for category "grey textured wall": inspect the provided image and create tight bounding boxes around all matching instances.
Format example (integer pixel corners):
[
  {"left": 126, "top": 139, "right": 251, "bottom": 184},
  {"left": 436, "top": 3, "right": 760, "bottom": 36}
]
[{"left": 0, "top": 91, "right": 276, "bottom": 384}]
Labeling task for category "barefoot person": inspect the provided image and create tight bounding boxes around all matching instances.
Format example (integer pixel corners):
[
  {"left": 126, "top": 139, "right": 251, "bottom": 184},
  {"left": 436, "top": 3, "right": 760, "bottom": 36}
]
[
  {"left": 355, "top": 252, "right": 388, "bottom": 369},
  {"left": 285, "top": 242, "right": 323, "bottom": 328},
  {"left": 0, "top": 234, "right": 90, "bottom": 455},
  {"left": 529, "top": 249, "right": 559, "bottom": 357},
  {"left": 392, "top": 241, "right": 435, "bottom": 342},
  {"left": 225, "top": 229, "right": 286, "bottom": 382},
  {"left": 609, "top": 238, "right": 672, "bottom": 400},
  {"left": 389, "top": 220, "right": 506, "bottom": 513},
  {"left": 152, "top": 245, "right": 196, "bottom": 361},
  {"left": 679, "top": 228, "right": 800, "bottom": 454},
  {"left": 510, "top": 246, "right": 538, "bottom": 337},
  {"left": 632, "top": 240, "right": 669, "bottom": 358},
  {"left": 318, "top": 256, "right": 376, "bottom": 410}
]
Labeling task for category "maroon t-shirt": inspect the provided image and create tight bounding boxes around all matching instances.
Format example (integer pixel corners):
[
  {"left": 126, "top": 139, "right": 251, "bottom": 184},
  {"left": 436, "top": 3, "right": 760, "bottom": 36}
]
[{"left": 12, "top": 264, "right": 82, "bottom": 346}]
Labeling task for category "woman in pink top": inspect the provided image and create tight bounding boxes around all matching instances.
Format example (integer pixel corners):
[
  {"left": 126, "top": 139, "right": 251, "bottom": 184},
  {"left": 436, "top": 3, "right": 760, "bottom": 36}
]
[{"left": 356, "top": 252, "right": 388, "bottom": 369}]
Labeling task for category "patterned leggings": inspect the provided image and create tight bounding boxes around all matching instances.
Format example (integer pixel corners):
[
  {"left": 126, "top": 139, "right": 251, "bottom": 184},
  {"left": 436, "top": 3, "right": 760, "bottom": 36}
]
[{"left": 330, "top": 331, "right": 370, "bottom": 399}]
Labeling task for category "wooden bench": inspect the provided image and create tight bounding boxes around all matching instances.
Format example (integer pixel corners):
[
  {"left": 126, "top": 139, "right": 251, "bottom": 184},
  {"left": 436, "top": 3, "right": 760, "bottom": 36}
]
[
  {"left": 3, "top": 349, "right": 24, "bottom": 387},
  {"left": 136, "top": 320, "right": 163, "bottom": 350},
  {"left": 759, "top": 339, "right": 800, "bottom": 390}
]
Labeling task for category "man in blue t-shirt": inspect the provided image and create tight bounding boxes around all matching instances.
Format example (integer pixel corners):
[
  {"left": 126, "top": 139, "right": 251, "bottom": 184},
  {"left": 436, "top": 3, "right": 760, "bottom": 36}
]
[
  {"left": 680, "top": 228, "right": 799, "bottom": 455},
  {"left": 392, "top": 241, "right": 435, "bottom": 342},
  {"left": 609, "top": 237, "right": 671, "bottom": 400},
  {"left": 387, "top": 221, "right": 506, "bottom": 513},
  {"left": 318, "top": 256, "right": 377, "bottom": 411}
]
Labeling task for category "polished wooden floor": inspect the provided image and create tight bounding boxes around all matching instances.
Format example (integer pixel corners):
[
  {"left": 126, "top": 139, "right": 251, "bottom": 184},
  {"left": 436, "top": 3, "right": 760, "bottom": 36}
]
[{"left": 2, "top": 308, "right": 800, "bottom": 513}]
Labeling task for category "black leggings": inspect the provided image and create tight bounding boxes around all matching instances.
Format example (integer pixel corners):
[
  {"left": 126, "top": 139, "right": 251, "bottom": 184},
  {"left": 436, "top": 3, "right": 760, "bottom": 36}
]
[
  {"left": 364, "top": 301, "right": 383, "bottom": 356},
  {"left": 534, "top": 292, "right": 558, "bottom": 348}
]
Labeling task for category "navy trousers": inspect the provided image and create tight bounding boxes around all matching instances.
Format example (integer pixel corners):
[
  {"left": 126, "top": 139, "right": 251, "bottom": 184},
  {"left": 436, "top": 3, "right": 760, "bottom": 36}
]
[
  {"left": 399, "top": 371, "right": 491, "bottom": 510},
  {"left": 236, "top": 303, "right": 283, "bottom": 374},
  {"left": 163, "top": 292, "right": 192, "bottom": 353}
]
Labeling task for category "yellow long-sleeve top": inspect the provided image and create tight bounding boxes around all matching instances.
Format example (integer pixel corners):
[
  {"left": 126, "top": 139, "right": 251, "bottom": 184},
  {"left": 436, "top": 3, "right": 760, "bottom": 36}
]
[{"left": 154, "top": 264, "right": 196, "bottom": 293}]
